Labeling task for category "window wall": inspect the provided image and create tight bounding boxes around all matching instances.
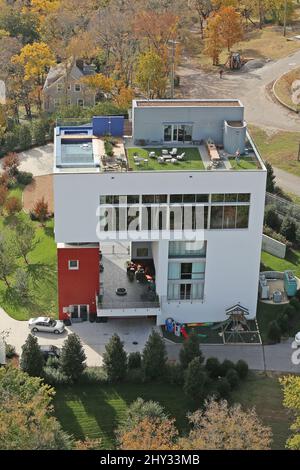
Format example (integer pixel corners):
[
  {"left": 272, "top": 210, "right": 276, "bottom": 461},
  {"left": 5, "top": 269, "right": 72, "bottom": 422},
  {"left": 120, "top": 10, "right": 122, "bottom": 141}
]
[{"left": 163, "top": 124, "right": 193, "bottom": 142}]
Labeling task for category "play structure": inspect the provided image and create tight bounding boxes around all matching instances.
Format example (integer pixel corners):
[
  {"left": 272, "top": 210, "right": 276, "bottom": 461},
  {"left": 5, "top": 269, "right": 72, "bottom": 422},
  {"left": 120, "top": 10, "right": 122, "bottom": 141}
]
[
  {"left": 284, "top": 270, "right": 298, "bottom": 297},
  {"left": 165, "top": 317, "right": 213, "bottom": 339}
]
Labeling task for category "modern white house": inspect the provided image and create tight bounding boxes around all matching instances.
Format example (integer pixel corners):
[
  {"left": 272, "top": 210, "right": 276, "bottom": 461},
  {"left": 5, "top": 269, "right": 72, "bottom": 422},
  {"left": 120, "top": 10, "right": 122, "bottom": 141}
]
[{"left": 53, "top": 99, "right": 267, "bottom": 326}]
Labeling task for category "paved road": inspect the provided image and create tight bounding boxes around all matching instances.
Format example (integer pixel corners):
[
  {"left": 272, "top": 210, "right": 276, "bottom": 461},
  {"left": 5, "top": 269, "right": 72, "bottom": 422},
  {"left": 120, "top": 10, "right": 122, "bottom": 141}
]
[
  {"left": 273, "top": 166, "right": 300, "bottom": 196},
  {"left": 179, "top": 49, "right": 300, "bottom": 131},
  {"left": 166, "top": 339, "right": 300, "bottom": 373}
]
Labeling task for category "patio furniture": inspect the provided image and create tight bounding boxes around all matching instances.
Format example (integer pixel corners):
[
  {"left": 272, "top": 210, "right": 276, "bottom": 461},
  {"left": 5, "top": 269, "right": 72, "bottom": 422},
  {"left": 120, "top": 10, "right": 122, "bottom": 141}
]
[
  {"left": 171, "top": 158, "right": 178, "bottom": 164},
  {"left": 158, "top": 157, "right": 165, "bottom": 164},
  {"left": 116, "top": 287, "right": 127, "bottom": 296},
  {"left": 170, "top": 148, "right": 177, "bottom": 156},
  {"left": 162, "top": 149, "right": 169, "bottom": 156},
  {"left": 144, "top": 159, "right": 149, "bottom": 166},
  {"left": 176, "top": 152, "right": 185, "bottom": 161},
  {"left": 149, "top": 151, "right": 156, "bottom": 158}
]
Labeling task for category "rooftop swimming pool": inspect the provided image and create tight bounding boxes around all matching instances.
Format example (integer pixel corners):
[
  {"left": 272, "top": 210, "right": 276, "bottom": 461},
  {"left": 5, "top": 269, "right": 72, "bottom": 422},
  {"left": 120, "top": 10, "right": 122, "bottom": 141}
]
[{"left": 60, "top": 140, "right": 94, "bottom": 166}]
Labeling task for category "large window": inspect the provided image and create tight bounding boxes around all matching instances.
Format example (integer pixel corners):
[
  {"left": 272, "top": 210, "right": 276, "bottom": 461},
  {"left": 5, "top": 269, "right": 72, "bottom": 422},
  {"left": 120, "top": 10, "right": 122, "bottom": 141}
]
[
  {"left": 163, "top": 124, "right": 193, "bottom": 142},
  {"left": 169, "top": 241, "right": 207, "bottom": 258},
  {"left": 210, "top": 205, "right": 249, "bottom": 229}
]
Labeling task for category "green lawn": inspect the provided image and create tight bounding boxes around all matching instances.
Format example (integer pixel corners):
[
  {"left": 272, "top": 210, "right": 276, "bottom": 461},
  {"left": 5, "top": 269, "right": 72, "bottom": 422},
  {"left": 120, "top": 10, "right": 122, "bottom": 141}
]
[
  {"left": 54, "top": 373, "right": 291, "bottom": 450},
  {"left": 230, "top": 372, "right": 292, "bottom": 450},
  {"left": 261, "top": 248, "right": 300, "bottom": 279},
  {"left": 249, "top": 126, "right": 300, "bottom": 177},
  {"left": 0, "top": 186, "right": 58, "bottom": 320},
  {"left": 228, "top": 156, "right": 260, "bottom": 170},
  {"left": 126, "top": 147, "right": 204, "bottom": 171}
]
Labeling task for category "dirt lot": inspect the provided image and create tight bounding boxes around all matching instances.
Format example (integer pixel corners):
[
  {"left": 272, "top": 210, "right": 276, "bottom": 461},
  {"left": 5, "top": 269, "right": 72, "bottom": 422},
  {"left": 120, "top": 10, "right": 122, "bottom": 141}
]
[{"left": 23, "top": 174, "right": 54, "bottom": 213}]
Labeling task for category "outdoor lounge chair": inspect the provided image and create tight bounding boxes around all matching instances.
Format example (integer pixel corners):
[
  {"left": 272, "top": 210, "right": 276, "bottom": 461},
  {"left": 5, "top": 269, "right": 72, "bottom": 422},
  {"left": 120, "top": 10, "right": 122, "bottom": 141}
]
[
  {"left": 170, "top": 148, "right": 177, "bottom": 156},
  {"left": 176, "top": 152, "right": 185, "bottom": 161}
]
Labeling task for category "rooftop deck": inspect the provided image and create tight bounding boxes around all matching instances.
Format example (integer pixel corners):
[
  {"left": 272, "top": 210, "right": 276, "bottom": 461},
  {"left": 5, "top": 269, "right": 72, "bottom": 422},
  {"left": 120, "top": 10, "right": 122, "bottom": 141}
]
[{"left": 135, "top": 99, "right": 242, "bottom": 108}]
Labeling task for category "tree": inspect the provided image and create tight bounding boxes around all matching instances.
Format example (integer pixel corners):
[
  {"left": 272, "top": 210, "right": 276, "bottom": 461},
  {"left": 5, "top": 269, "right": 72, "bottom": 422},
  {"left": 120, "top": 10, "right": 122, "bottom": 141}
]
[
  {"left": 142, "top": 329, "right": 167, "bottom": 380},
  {"left": 204, "top": 13, "right": 223, "bottom": 65},
  {"left": 60, "top": 333, "right": 86, "bottom": 381},
  {"left": 2, "top": 152, "right": 20, "bottom": 177},
  {"left": 136, "top": 50, "right": 167, "bottom": 98},
  {"left": 5, "top": 196, "right": 22, "bottom": 216},
  {"left": 280, "top": 375, "right": 300, "bottom": 450},
  {"left": 119, "top": 417, "right": 179, "bottom": 450},
  {"left": 0, "top": 185, "right": 8, "bottom": 215},
  {"left": 14, "top": 218, "right": 36, "bottom": 264},
  {"left": 18, "top": 124, "right": 32, "bottom": 150},
  {"left": 103, "top": 333, "right": 127, "bottom": 382},
  {"left": 218, "top": 6, "right": 244, "bottom": 52},
  {"left": 205, "top": 356, "right": 221, "bottom": 378},
  {"left": 265, "top": 161, "right": 276, "bottom": 193},
  {"left": 264, "top": 205, "right": 281, "bottom": 231},
  {"left": 189, "top": 0, "right": 212, "bottom": 39},
  {"left": 14, "top": 268, "right": 30, "bottom": 301},
  {"left": 33, "top": 120, "right": 47, "bottom": 145},
  {"left": 235, "top": 359, "right": 249, "bottom": 379},
  {"left": 179, "top": 332, "right": 204, "bottom": 369},
  {"left": 0, "top": 366, "right": 73, "bottom": 450},
  {"left": 20, "top": 334, "right": 44, "bottom": 377},
  {"left": 280, "top": 216, "right": 297, "bottom": 243},
  {"left": 0, "top": 231, "right": 17, "bottom": 287},
  {"left": 179, "top": 398, "right": 272, "bottom": 449},
  {"left": 183, "top": 357, "right": 207, "bottom": 402},
  {"left": 117, "top": 398, "right": 168, "bottom": 437},
  {"left": 33, "top": 197, "right": 48, "bottom": 225}
]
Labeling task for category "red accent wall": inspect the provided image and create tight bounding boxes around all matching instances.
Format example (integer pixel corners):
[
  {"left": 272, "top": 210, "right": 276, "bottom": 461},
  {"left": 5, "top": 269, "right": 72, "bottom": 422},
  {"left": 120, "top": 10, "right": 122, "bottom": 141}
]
[{"left": 57, "top": 247, "right": 99, "bottom": 320}]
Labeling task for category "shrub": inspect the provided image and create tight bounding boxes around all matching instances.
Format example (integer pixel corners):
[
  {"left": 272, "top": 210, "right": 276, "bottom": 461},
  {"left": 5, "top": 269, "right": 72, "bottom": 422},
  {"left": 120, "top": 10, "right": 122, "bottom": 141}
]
[
  {"left": 116, "top": 397, "right": 168, "bottom": 436},
  {"left": 77, "top": 367, "right": 108, "bottom": 385},
  {"left": 32, "top": 120, "right": 46, "bottom": 146},
  {"left": 283, "top": 304, "right": 296, "bottom": 320},
  {"left": 43, "top": 367, "right": 71, "bottom": 386},
  {"left": 179, "top": 332, "right": 204, "bottom": 369},
  {"left": 226, "top": 368, "right": 239, "bottom": 389},
  {"left": 165, "top": 363, "right": 184, "bottom": 385},
  {"left": 45, "top": 356, "right": 60, "bottom": 369},
  {"left": 267, "top": 320, "right": 281, "bottom": 343},
  {"left": 128, "top": 351, "right": 142, "bottom": 370},
  {"left": 126, "top": 368, "right": 145, "bottom": 384},
  {"left": 20, "top": 334, "right": 44, "bottom": 377},
  {"left": 60, "top": 333, "right": 86, "bottom": 381},
  {"left": 0, "top": 185, "right": 8, "bottom": 213},
  {"left": 17, "top": 171, "right": 33, "bottom": 186},
  {"left": 264, "top": 206, "right": 281, "bottom": 231},
  {"left": 5, "top": 343, "right": 16, "bottom": 358},
  {"left": 183, "top": 357, "right": 207, "bottom": 403},
  {"left": 142, "top": 330, "right": 167, "bottom": 381},
  {"left": 205, "top": 357, "right": 221, "bottom": 378},
  {"left": 104, "top": 139, "right": 114, "bottom": 156},
  {"left": 219, "top": 359, "right": 235, "bottom": 377},
  {"left": 295, "top": 289, "right": 300, "bottom": 302},
  {"left": 5, "top": 196, "right": 22, "bottom": 216},
  {"left": 103, "top": 333, "right": 127, "bottom": 382},
  {"left": 2, "top": 152, "right": 20, "bottom": 177},
  {"left": 4, "top": 131, "right": 19, "bottom": 152},
  {"left": 235, "top": 360, "right": 249, "bottom": 380},
  {"left": 215, "top": 377, "right": 231, "bottom": 399},
  {"left": 33, "top": 197, "right": 48, "bottom": 224},
  {"left": 280, "top": 216, "right": 297, "bottom": 243},
  {"left": 278, "top": 313, "right": 289, "bottom": 335},
  {"left": 289, "top": 298, "right": 300, "bottom": 312},
  {"left": 18, "top": 125, "right": 32, "bottom": 150}
]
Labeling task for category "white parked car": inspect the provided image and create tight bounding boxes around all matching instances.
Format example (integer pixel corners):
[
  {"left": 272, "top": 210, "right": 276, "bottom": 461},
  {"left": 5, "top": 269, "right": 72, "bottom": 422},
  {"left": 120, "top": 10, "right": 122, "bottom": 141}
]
[
  {"left": 28, "top": 317, "right": 65, "bottom": 334},
  {"left": 295, "top": 332, "right": 300, "bottom": 347}
]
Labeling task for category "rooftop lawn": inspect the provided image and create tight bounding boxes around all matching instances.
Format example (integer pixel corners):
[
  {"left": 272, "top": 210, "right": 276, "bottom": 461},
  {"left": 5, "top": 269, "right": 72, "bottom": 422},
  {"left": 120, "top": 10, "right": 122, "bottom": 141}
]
[
  {"left": 126, "top": 147, "right": 204, "bottom": 171},
  {"left": 228, "top": 156, "right": 260, "bottom": 170},
  {"left": 54, "top": 372, "right": 291, "bottom": 450}
]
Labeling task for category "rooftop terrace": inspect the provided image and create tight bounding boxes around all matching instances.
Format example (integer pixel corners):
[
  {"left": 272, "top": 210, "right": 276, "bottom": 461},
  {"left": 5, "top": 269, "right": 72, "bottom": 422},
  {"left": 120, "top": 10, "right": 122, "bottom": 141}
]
[{"left": 135, "top": 99, "right": 242, "bottom": 107}]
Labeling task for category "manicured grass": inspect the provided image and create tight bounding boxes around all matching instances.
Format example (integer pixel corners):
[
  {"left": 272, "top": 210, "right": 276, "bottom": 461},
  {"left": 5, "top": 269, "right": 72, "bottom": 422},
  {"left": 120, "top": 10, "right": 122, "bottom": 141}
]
[
  {"left": 54, "top": 373, "right": 291, "bottom": 449},
  {"left": 261, "top": 248, "right": 300, "bottom": 279},
  {"left": 127, "top": 147, "right": 204, "bottom": 171},
  {"left": 163, "top": 324, "right": 223, "bottom": 344},
  {"left": 0, "top": 185, "right": 57, "bottom": 320},
  {"left": 249, "top": 126, "right": 300, "bottom": 177},
  {"left": 274, "top": 67, "right": 300, "bottom": 112},
  {"left": 230, "top": 372, "right": 292, "bottom": 450},
  {"left": 228, "top": 156, "right": 260, "bottom": 170},
  {"left": 54, "top": 382, "right": 191, "bottom": 449}
]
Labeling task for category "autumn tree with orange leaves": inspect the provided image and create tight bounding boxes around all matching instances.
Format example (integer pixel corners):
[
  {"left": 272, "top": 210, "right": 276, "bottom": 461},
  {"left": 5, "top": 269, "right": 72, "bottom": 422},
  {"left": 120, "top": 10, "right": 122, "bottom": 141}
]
[{"left": 119, "top": 417, "right": 179, "bottom": 450}]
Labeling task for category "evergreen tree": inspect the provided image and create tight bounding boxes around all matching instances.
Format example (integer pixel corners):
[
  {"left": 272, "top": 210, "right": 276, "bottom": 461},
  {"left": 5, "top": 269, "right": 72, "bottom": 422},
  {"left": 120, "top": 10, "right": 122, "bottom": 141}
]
[
  {"left": 265, "top": 161, "right": 276, "bottom": 193},
  {"left": 142, "top": 330, "right": 167, "bottom": 380},
  {"left": 60, "top": 333, "right": 86, "bottom": 381},
  {"left": 18, "top": 125, "right": 32, "bottom": 150},
  {"left": 179, "top": 332, "right": 204, "bottom": 369},
  {"left": 20, "top": 334, "right": 44, "bottom": 377},
  {"left": 280, "top": 216, "right": 297, "bottom": 243},
  {"left": 183, "top": 357, "right": 207, "bottom": 403},
  {"left": 103, "top": 333, "right": 127, "bottom": 382}
]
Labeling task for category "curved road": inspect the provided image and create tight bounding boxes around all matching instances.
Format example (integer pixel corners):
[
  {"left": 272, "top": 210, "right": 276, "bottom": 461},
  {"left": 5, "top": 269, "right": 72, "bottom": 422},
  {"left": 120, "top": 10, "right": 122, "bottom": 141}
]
[{"left": 178, "top": 49, "right": 300, "bottom": 131}]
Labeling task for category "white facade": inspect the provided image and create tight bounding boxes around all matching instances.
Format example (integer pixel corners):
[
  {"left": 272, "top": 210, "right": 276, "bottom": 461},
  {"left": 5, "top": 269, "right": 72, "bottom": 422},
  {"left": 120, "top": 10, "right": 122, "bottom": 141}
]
[{"left": 53, "top": 99, "right": 266, "bottom": 325}]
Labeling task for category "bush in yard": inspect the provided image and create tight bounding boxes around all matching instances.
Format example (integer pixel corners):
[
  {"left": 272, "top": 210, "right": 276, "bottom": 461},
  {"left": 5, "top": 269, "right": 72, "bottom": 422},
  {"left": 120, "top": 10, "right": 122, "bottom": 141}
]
[
  {"left": 32, "top": 120, "right": 46, "bottom": 146},
  {"left": 77, "top": 367, "right": 108, "bottom": 385},
  {"left": 235, "top": 359, "right": 249, "bottom": 380},
  {"left": 16, "top": 171, "right": 33, "bottom": 186},
  {"left": 126, "top": 368, "right": 145, "bottom": 384},
  {"left": 60, "top": 333, "right": 86, "bottom": 381},
  {"left": 4, "top": 131, "right": 19, "bottom": 152},
  {"left": 13, "top": 268, "right": 30, "bottom": 302},
  {"left": 283, "top": 304, "right": 296, "bottom": 320},
  {"left": 295, "top": 289, "right": 300, "bottom": 302},
  {"left": 219, "top": 359, "right": 235, "bottom": 377},
  {"left": 33, "top": 197, "right": 48, "bottom": 224},
  {"left": 264, "top": 206, "right": 281, "bottom": 231},
  {"left": 289, "top": 298, "right": 300, "bottom": 312},
  {"left": 183, "top": 357, "right": 207, "bottom": 403},
  {"left": 5, "top": 343, "right": 16, "bottom": 359},
  {"left": 45, "top": 356, "right": 60, "bottom": 369},
  {"left": 165, "top": 362, "right": 184, "bottom": 385},
  {"left": 43, "top": 367, "right": 70, "bottom": 386},
  {"left": 142, "top": 330, "right": 167, "bottom": 380},
  {"left": 0, "top": 185, "right": 8, "bottom": 214},
  {"left": 5, "top": 196, "right": 22, "bottom": 216},
  {"left": 103, "top": 333, "right": 127, "bottom": 382},
  {"left": 128, "top": 351, "right": 142, "bottom": 370},
  {"left": 278, "top": 313, "right": 289, "bottom": 335},
  {"left": 225, "top": 368, "right": 239, "bottom": 390},
  {"left": 215, "top": 377, "right": 231, "bottom": 399},
  {"left": 267, "top": 320, "right": 281, "bottom": 343},
  {"left": 179, "top": 332, "right": 204, "bottom": 369},
  {"left": 2, "top": 152, "right": 20, "bottom": 177},
  {"left": 280, "top": 216, "right": 297, "bottom": 243},
  {"left": 20, "top": 334, "right": 44, "bottom": 377},
  {"left": 205, "top": 357, "right": 221, "bottom": 378},
  {"left": 18, "top": 124, "right": 32, "bottom": 150},
  {"left": 117, "top": 397, "right": 168, "bottom": 436}
]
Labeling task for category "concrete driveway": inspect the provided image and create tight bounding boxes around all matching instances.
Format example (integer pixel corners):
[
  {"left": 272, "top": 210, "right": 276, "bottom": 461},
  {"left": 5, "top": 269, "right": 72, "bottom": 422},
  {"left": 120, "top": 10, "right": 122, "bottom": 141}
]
[
  {"left": 18, "top": 143, "right": 54, "bottom": 176},
  {"left": 0, "top": 307, "right": 157, "bottom": 366}
]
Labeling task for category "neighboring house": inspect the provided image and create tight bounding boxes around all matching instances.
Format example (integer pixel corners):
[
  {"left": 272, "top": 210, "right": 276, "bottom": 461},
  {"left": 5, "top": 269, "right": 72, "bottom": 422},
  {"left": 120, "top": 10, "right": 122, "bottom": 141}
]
[
  {"left": 43, "top": 59, "right": 96, "bottom": 113},
  {"left": 53, "top": 99, "right": 266, "bottom": 326}
]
